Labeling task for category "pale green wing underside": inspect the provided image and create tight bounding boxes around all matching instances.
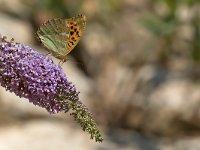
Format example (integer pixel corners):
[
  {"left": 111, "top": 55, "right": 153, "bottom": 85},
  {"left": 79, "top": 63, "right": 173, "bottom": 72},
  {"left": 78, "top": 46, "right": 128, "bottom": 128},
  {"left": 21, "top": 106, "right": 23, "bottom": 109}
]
[{"left": 37, "top": 18, "right": 70, "bottom": 60}]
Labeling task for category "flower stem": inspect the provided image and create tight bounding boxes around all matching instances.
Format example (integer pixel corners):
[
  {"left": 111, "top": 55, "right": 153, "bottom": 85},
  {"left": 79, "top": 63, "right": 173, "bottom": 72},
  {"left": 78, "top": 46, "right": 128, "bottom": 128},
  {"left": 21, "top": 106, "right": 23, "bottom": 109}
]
[{"left": 67, "top": 100, "right": 103, "bottom": 142}]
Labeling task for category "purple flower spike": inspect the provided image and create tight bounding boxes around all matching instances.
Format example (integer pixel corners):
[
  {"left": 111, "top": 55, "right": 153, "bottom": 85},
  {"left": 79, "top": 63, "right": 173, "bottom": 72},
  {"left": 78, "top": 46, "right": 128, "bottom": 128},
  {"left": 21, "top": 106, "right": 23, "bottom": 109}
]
[
  {"left": 0, "top": 36, "right": 79, "bottom": 113},
  {"left": 0, "top": 36, "right": 103, "bottom": 142}
]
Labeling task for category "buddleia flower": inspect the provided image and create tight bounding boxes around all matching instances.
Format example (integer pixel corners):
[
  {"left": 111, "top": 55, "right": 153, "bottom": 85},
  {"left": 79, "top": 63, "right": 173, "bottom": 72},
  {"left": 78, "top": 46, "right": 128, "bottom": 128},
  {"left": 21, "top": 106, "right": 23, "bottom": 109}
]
[{"left": 0, "top": 35, "right": 103, "bottom": 142}]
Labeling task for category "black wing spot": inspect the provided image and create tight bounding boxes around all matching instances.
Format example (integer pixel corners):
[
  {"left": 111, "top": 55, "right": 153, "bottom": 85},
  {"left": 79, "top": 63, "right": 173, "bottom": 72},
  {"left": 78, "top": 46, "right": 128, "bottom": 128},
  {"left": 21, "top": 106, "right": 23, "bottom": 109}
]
[
  {"left": 69, "top": 41, "right": 74, "bottom": 45},
  {"left": 71, "top": 37, "right": 76, "bottom": 41},
  {"left": 76, "top": 31, "right": 80, "bottom": 36},
  {"left": 70, "top": 31, "right": 74, "bottom": 35}
]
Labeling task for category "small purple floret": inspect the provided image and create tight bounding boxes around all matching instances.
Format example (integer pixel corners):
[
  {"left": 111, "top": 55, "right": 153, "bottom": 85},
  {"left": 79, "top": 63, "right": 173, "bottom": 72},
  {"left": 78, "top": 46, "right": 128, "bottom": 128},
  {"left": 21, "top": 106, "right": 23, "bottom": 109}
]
[{"left": 0, "top": 37, "right": 79, "bottom": 113}]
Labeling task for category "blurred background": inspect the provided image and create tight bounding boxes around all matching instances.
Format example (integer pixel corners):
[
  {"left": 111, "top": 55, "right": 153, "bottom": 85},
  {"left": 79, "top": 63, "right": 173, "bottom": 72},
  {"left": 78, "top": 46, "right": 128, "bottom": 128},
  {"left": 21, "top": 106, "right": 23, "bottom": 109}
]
[{"left": 0, "top": 0, "right": 200, "bottom": 149}]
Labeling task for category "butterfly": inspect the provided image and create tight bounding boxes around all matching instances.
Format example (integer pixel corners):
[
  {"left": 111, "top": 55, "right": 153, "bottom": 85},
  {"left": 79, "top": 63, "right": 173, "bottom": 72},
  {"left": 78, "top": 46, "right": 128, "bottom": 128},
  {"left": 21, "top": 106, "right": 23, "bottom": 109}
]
[{"left": 36, "top": 14, "right": 87, "bottom": 62}]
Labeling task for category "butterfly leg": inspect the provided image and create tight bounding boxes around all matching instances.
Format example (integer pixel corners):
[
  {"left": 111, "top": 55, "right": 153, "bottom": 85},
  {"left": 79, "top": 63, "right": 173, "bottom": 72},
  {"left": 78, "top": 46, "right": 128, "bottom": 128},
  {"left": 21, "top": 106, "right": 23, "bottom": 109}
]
[
  {"left": 45, "top": 52, "right": 51, "bottom": 56},
  {"left": 58, "top": 60, "right": 64, "bottom": 66}
]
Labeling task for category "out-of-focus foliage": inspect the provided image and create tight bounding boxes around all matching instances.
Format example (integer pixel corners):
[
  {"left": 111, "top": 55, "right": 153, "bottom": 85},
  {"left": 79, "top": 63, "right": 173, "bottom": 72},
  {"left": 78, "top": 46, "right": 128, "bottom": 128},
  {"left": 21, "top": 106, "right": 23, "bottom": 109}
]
[
  {"left": 25, "top": 0, "right": 83, "bottom": 17},
  {"left": 142, "top": 0, "right": 200, "bottom": 64},
  {"left": 142, "top": 15, "right": 177, "bottom": 37},
  {"left": 2, "top": 0, "right": 200, "bottom": 148}
]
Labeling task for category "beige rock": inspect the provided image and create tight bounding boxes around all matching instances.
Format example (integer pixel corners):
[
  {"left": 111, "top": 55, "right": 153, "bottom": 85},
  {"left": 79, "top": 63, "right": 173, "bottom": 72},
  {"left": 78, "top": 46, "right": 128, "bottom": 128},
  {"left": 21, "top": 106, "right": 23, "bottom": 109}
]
[
  {"left": 0, "top": 0, "right": 30, "bottom": 17},
  {"left": 0, "top": 120, "right": 98, "bottom": 150},
  {"left": 92, "top": 63, "right": 200, "bottom": 136},
  {"left": 0, "top": 14, "right": 33, "bottom": 44}
]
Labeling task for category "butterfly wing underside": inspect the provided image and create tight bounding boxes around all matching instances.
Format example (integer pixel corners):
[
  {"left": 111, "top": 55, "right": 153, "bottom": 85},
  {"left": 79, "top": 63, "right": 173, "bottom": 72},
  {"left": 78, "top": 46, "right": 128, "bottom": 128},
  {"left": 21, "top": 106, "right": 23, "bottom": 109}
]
[
  {"left": 37, "top": 18, "right": 70, "bottom": 60},
  {"left": 37, "top": 14, "right": 87, "bottom": 61},
  {"left": 65, "top": 15, "right": 86, "bottom": 55}
]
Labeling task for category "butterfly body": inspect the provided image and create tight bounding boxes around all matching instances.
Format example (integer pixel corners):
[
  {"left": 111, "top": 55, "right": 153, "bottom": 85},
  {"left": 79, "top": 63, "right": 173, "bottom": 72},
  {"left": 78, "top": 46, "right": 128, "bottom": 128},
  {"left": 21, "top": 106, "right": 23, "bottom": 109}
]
[{"left": 37, "top": 14, "right": 87, "bottom": 62}]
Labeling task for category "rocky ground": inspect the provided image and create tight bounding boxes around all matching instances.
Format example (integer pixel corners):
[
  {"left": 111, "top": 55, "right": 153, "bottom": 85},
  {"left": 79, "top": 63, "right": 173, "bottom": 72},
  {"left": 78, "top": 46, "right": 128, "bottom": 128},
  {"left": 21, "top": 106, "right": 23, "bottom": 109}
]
[{"left": 0, "top": 0, "right": 200, "bottom": 150}]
